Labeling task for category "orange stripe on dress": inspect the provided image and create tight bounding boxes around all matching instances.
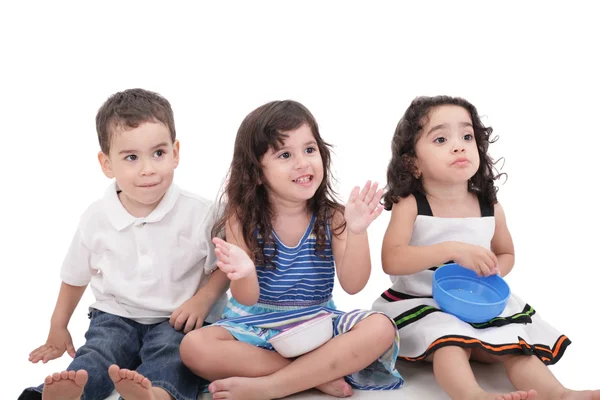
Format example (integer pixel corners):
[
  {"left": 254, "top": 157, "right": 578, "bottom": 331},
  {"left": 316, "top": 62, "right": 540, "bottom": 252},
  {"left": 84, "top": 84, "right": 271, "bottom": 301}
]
[
  {"left": 552, "top": 335, "right": 568, "bottom": 358},
  {"left": 403, "top": 337, "right": 555, "bottom": 362}
]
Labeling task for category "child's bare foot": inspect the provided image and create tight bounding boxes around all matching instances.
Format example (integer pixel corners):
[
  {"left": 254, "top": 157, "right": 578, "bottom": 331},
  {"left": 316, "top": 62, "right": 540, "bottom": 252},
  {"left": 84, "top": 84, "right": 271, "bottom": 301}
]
[
  {"left": 466, "top": 389, "right": 537, "bottom": 400},
  {"left": 108, "top": 364, "right": 153, "bottom": 399},
  {"left": 41, "top": 370, "right": 88, "bottom": 400},
  {"left": 315, "top": 377, "right": 353, "bottom": 397},
  {"left": 552, "top": 389, "right": 600, "bottom": 400},
  {"left": 493, "top": 390, "right": 537, "bottom": 400},
  {"left": 208, "top": 377, "right": 272, "bottom": 400}
]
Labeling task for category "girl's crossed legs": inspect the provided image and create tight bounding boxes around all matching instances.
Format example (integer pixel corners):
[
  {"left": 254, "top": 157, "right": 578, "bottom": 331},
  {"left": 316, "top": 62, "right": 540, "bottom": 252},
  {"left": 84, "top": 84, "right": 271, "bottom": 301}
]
[{"left": 180, "top": 313, "right": 396, "bottom": 400}]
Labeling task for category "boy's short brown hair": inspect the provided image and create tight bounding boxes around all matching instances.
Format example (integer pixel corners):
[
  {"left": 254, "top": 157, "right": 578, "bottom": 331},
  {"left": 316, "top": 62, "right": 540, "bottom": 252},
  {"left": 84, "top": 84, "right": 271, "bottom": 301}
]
[{"left": 96, "top": 88, "right": 176, "bottom": 154}]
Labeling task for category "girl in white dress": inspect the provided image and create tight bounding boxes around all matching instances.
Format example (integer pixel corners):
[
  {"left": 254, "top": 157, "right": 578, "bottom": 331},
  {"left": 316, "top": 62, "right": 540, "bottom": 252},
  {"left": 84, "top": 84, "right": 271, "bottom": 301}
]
[{"left": 372, "top": 95, "right": 599, "bottom": 400}]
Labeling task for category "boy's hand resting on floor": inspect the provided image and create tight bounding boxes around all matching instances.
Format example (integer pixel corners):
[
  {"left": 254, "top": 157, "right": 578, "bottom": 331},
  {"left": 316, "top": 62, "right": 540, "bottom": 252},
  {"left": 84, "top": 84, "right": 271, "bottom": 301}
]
[{"left": 29, "top": 326, "right": 76, "bottom": 363}]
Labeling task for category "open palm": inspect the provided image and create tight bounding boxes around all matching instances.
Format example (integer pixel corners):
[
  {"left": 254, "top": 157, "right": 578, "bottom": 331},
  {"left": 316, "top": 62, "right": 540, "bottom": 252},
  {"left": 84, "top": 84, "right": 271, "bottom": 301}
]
[
  {"left": 212, "top": 237, "right": 256, "bottom": 280},
  {"left": 344, "top": 181, "right": 384, "bottom": 234}
]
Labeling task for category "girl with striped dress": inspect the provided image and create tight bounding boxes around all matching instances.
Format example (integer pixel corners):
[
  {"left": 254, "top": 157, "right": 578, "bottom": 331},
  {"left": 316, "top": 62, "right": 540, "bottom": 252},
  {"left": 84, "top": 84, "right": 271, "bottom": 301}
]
[
  {"left": 180, "top": 100, "right": 403, "bottom": 400},
  {"left": 373, "top": 95, "right": 599, "bottom": 400}
]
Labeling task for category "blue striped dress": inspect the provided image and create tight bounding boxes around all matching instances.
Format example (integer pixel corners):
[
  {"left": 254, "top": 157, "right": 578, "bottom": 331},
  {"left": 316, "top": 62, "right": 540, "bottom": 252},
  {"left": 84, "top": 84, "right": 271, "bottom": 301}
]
[{"left": 213, "top": 213, "right": 404, "bottom": 390}]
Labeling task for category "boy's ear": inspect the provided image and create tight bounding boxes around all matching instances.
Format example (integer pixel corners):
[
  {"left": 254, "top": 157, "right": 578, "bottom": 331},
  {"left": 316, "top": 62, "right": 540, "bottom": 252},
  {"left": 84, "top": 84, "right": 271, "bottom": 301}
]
[
  {"left": 172, "top": 140, "right": 180, "bottom": 169},
  {"left": 98, "top": 151, "right": 115, "bottom": 179}
]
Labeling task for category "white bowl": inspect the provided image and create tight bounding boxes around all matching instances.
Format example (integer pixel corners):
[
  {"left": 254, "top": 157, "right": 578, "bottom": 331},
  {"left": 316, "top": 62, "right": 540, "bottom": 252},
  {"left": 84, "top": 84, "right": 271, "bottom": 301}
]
[{"left": 267, "top": 312, "right": 334, "bottom": 358}]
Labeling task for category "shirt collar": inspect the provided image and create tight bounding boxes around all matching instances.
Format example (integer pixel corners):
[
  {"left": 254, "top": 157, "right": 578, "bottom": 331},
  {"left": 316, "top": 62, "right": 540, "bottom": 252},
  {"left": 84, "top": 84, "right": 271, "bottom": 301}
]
[{"left": 103, "top": 181, "right": 180, "bottom": 231}]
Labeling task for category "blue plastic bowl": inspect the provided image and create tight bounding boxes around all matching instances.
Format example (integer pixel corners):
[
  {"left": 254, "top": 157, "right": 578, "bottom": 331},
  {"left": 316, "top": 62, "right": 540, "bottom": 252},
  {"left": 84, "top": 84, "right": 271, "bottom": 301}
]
[{"left": 432, "top": 263, "right": 510, "bottom": 323}]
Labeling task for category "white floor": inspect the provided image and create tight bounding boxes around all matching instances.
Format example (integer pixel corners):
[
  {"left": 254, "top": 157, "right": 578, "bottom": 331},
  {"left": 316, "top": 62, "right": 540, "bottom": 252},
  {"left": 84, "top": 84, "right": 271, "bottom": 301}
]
[{"left": 103, "top": 361, "right": 514, "bottom": 399}]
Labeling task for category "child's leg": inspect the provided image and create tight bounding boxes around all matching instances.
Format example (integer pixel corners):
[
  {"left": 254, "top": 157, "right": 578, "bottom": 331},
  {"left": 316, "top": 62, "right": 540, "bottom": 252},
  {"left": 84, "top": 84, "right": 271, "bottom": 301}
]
[
  {"left": 472, "top": 349, "right": 600, "bottom": 400},
  {"left": 107, "top": 320, "right": 209, "bottom": 400},
  {"left": 180, "top": 325, "right": 289, "bottom": 379},
  {"left": 206, "top": 313, "right": 396, "bottom": 400},
  {"left": 19, "top": 310, "right": 142, "bottom": 400},
  {"left": 433, "top": 346, "right": 535, "bottom": 400},
  {"left": 180, "top": 325, "right": 352, "bottom": 397}
]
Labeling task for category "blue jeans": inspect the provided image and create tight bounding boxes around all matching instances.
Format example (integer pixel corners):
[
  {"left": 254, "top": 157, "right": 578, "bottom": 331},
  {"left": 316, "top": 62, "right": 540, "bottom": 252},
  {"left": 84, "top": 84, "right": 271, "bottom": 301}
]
[{"left": 20, "top": 310, "right": 208, "bottom": 400}]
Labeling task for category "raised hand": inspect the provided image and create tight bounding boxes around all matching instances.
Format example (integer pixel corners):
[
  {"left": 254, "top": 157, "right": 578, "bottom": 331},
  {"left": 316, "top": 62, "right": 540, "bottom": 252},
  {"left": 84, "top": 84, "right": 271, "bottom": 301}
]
[
  {"left": 212, "top": 237, "right": 256, "bottom": 281},
  {"left": 344, "top": 181, "right": 384, "bottom": 234},
  {"left": 29, "top": 326, "right": 76, "bottom": 364}
]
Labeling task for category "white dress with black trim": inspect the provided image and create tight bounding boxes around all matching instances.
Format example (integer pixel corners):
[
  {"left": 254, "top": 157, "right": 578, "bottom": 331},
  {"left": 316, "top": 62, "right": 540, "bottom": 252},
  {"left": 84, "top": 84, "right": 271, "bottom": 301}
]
[{"left": 372, "top": 192, "right": 570, "bottom": 364}]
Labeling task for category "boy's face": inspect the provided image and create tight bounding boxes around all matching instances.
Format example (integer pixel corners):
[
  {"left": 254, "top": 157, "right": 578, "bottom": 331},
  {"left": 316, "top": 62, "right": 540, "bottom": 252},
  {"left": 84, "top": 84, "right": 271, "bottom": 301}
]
[{"left": 98, "top": 121, "right": 179, "bottom": 216}]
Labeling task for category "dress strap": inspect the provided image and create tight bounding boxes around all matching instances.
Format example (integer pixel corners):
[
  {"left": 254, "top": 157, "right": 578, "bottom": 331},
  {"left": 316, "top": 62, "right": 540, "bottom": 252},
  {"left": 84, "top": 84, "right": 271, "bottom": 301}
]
[
  {"left": 478, "top": 196, "right": 495, "bottom": 217},
  {"left": 413, "top": 191, "right": 433, "bottom": 216}
]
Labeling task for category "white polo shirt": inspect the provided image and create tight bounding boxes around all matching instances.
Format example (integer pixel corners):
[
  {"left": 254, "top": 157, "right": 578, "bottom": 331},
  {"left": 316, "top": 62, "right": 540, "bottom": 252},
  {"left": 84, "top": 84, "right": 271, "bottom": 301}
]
[{"left": 60, "top": 181, "right": 228, "bottom": 324}]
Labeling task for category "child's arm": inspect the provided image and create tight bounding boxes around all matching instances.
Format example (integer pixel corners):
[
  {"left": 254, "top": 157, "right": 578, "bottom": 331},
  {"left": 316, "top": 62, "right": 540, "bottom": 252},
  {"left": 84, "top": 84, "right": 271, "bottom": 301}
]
[
  {"left": 382, "top": 195, "right": 499, "bottom": 276},
  {"left": 170, "top": 269, "right": 230, "bottom": 333},
  {"left": 332, "top": 181, "right": 384, "bottom": 295},
  {"left": 212, "top": 217, "right": 260, "bottom": 306},
  {"left": 491, "top": 203, "right": 515, "bottom": 277},
  {"left": 29, "top": 282, "right": 86, "bottom": 363},
  {"left": 382, "top": 195, "right": 447, "bottom": 275}
]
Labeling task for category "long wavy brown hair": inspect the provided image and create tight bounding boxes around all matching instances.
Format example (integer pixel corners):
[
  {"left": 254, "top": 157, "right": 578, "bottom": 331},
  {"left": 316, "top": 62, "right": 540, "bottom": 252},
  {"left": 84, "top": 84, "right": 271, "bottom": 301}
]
[
  {"left": 383, "top": 95, "right": 505, "bottom": 210},
  {"left": 213, "top": 100, "right": 345, "bottom": 267}
]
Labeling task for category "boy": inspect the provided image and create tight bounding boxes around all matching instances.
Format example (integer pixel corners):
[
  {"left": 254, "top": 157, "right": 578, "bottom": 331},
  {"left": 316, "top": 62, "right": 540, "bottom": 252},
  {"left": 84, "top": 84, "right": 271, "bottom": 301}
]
[{"left": 20, "top": 88, "right": 229, "bottom": 400}]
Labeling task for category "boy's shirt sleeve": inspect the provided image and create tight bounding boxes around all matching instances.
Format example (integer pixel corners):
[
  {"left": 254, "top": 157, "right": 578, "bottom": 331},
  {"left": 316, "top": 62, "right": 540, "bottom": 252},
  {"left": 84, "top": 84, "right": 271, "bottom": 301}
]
[
  {"left": 198, "top": 202, "right": 220, "bottom": 276},
  {"left": 60, "top": 224, "right": 93, "bottom": 287}
]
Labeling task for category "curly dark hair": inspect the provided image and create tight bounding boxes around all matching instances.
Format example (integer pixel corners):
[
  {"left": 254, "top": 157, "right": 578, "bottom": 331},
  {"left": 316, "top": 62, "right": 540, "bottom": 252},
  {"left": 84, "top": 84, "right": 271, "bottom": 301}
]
[
  {"left": 383, "top": 95, "right": 504, "bottom": 210},
  {"left": 213, "top": 100, "right": 345, "bottom": 267}
]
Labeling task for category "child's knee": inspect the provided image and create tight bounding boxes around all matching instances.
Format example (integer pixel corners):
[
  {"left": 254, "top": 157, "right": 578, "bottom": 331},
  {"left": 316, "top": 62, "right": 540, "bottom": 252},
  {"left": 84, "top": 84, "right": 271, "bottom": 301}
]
[
  {"left": 179, "top": 327, "right": 231, "bottom": 368},
  {"left": 365, "top": 313, "right": 397, "bottom": 346},
  {"left": 179, "top": 329, "right": 208, "bottom": 368}
]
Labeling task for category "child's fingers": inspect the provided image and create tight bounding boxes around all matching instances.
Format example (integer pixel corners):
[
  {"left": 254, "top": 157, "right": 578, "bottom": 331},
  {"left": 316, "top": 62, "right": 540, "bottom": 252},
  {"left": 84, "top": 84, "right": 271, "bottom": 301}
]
[
  {"left": 374, "top": 188, "right": 385, "bottom": 205},
  {"left": 364, "top": 181, "right": 379, "bottom": 204},
  {"left": 217, "top": 242, "right": 232, "bottom": 256},
  {"left": 173, "top": 312, "right": 189, "bottom": 331},
  {"left": 183, "top": 315, "right": 197, "bottom": 334},
  {"left": 169, "top": 313, "right": 177, "bottom": 327},
  {"left": 369, "top": 189, "right": 384, "bottom": 211},
  {"left": 212, "top": 237, "right": 225, "bottom": 247},
  {"left": 347, "top": 186, "right": 360, "bottom": 204},
  {"left": 482, "top": 253, "right": 496, "bottom": 273},
  {"left": 214, "top": 248, "right": 230, "bottom": 264},
  {"left": 29, "top": 345, "right": 47, "bottom": 359},
  {"left": 490, "top": 252, "right": 499, "bottom": 267},
  {"left": 478, "top": 262, "right": 492, "bottom": 277},
  {"left": 372, "top": 204, "right": 384, "bottom": 219},
  {"left": 358, "top": 180, "right": 372, "bottom": 201},
  {"left": 42, "top": 349, "right": 61, "bottom": 363},
  {"left": 34, "top": 346, "right": 57, "bottom": 362}
]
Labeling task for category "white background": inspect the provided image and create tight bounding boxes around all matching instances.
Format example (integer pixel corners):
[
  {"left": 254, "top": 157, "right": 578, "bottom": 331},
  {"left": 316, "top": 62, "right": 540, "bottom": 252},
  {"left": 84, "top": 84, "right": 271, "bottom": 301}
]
[{"left": 2, "top": 1, "right": 598, "bottom": 398}]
